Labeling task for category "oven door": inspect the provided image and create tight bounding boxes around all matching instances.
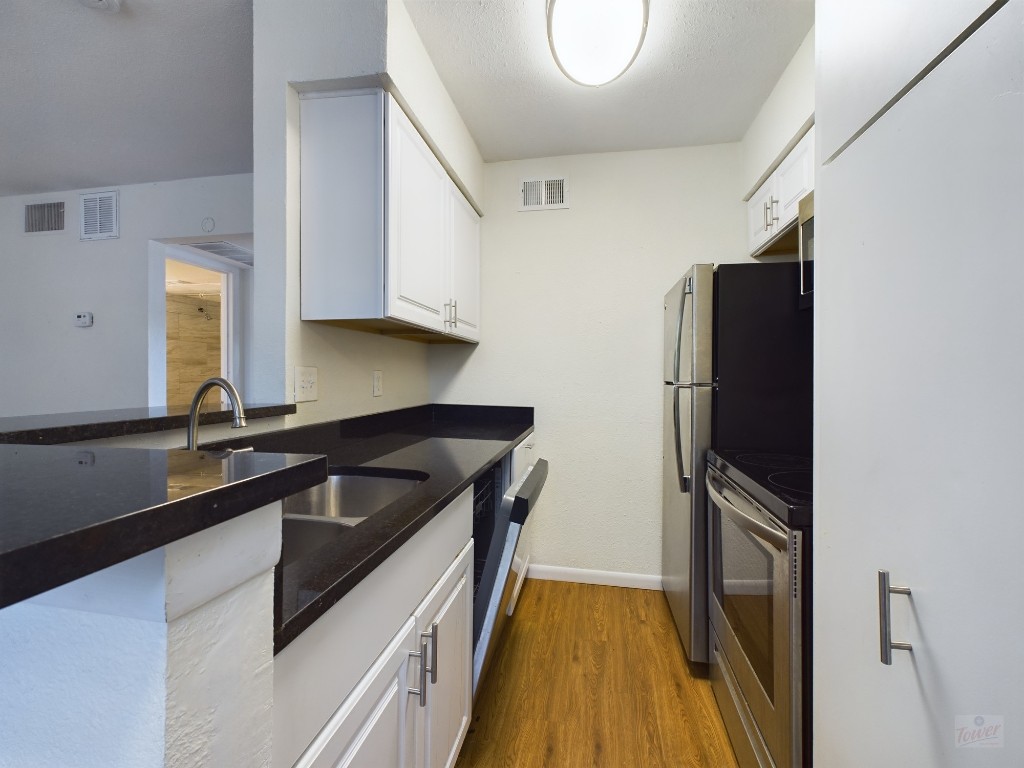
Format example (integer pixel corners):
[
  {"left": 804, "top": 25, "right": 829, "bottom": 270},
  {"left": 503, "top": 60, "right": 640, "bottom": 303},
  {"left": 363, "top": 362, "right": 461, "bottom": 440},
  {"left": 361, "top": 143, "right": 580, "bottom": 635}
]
[{"left": 707, "top": 467, "right": 800, "bottom": 768}]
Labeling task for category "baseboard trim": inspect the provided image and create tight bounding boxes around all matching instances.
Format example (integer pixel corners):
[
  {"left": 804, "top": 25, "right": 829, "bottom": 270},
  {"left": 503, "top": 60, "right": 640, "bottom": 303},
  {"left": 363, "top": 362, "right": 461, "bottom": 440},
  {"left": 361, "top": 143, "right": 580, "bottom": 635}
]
[{"left": 526, "top": 564, "right": 662, "bottom": 591}]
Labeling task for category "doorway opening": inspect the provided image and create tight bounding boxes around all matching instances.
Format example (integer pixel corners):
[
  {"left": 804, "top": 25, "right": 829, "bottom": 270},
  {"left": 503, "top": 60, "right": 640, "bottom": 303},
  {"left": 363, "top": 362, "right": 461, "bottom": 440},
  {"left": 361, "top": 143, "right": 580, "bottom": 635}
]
[
  {"left": 165, "top": 261, "right": 226, "bottom": 407},
  {"left": 147, "top": 236, "right": 253, "bottom": 408}
]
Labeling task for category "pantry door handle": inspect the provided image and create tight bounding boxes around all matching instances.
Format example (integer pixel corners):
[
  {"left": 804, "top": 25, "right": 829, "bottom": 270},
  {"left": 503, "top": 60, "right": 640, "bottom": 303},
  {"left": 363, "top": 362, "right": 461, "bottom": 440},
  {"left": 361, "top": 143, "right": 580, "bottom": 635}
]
[
  {"left": 421, "top": 622, "right": 438, "bottom": 684},
  {"left": 878, "top": 569, "right": 913, "bottom": 665}
]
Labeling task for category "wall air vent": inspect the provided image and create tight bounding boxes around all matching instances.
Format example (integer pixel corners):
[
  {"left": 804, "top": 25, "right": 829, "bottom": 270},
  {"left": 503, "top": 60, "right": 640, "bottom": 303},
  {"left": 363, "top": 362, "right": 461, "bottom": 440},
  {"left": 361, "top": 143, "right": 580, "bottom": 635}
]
[
  {"left": 24, "top": 201, "right": 65, "bottom": 234},
  {"left": 80, "top": 190, "right": 119, "bottom": 241},
  {"left": 519, "top": 177, "right": 569, "bottom": 211},
  {"left": 185, "top": 241, "right": 254, "bottom": 267}
]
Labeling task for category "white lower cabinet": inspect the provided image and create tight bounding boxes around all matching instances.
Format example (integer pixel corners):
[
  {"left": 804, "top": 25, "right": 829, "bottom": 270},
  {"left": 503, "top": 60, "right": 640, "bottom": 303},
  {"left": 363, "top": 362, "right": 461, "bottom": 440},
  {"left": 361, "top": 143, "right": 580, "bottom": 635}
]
[
  {"left": 296, "top": 619, "right": 418, "bottom": 768},
  {"left": 283, "top": 507, "right": 475, "bottom": 768},
  {"left": 413, "top": 544, "right": 473, "bottom": 768}
]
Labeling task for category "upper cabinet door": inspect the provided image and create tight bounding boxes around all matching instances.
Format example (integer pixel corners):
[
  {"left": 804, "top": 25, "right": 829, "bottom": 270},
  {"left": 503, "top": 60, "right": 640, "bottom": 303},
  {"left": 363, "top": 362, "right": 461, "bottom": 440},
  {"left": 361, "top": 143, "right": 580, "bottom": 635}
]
[
  {"left": 817, "top": 0, "right": 1000, "bottom": 163},
  {"left": 747, "top": 179, "right": 777, "bottom": 256},
  {"left": 448, "top": 184, "right": 480, "bottom": 343},
  {"left": 774, "top": 126, "right": 814, "bottom": 230},
  {"left": 387, "top": 97, "right": 448, "bottom": 333}
]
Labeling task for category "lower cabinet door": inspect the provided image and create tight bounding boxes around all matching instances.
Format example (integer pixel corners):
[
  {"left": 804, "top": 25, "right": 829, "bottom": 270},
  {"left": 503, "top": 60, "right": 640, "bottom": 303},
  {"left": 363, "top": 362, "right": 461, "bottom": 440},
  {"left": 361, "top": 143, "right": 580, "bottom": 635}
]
[
  {"left": 414, "top": 541, "right": 474, "bottom": 768},
  {"left": 295, "top": 619, "right": 418, "bottom": 768}
]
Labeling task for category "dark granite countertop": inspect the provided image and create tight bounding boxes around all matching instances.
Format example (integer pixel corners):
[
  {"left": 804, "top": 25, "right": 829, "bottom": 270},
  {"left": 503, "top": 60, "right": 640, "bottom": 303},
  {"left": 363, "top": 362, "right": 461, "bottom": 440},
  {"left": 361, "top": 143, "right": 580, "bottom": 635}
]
[
  {"left": 0, "top": 444, "right": 326, "bottom": 609},
  {"left": 0, "top": 403, "right": 297, "bottom": 445},
  {"left": 205, "top": 404, "right": 534, "bottom": 653}
]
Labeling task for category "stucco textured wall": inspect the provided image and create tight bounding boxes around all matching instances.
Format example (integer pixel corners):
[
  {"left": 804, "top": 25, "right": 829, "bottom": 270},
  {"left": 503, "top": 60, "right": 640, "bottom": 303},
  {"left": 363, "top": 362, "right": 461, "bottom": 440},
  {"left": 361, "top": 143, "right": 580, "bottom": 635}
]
[{"left": 430, "top": 145, "right": 749, "bottom": 577}]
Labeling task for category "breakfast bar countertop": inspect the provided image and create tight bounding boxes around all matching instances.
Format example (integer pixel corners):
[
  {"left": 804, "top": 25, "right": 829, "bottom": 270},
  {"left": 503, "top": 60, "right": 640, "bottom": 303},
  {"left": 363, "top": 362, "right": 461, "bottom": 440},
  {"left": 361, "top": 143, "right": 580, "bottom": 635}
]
[{"left": 0, "top": 443, "right": 326, "bottom": 610}]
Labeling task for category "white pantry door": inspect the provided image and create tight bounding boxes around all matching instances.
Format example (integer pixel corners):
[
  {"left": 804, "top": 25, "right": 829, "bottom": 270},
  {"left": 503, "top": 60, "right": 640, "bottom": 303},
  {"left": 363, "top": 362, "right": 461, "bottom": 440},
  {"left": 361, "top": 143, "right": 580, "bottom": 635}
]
[{"left": 815, "top": 1, "right": 1024, "bottom": 766}]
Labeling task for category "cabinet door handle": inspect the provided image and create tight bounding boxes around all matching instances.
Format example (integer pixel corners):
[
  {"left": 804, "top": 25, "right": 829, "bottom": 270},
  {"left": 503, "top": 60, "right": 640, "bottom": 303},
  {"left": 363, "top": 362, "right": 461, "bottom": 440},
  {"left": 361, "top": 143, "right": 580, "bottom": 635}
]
[
  {"left": 878, "top": 570, "right": 913, "bottom": 665},
  {"left": 770, "top": 196, "right": 780, "bottom": 226},
  {"left": 443, "top": 301, "right": 452, "bottom": 328},
  {"left": 421, "top": 622, "right": 438, "bottom": 685},
  {"left": 408, "top": 640, "right": 428, "bottom": 707},
  {"left": 763, "top": 201, "right": 770, "bottom": 232},
  {"left": 451, "top": 299, "right": 458, "bottom": 329}
]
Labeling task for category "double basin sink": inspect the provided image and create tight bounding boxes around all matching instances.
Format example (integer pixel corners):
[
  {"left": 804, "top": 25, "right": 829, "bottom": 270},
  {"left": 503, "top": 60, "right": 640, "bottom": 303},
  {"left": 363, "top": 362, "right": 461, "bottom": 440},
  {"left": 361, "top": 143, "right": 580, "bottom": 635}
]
[{"left": 280, "top": 467, "right": 427, "bottom": 566}]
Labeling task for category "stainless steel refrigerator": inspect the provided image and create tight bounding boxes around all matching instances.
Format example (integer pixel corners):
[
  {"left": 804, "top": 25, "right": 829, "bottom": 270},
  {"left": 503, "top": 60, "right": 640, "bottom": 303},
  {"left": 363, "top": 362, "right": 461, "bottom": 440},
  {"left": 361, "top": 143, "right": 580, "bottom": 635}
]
[
  {"left": 662, "top": 261, "right": 813, "bottom": 664},
  {"left": 662, "top": 264, "right": 714, "bottom": 664}
]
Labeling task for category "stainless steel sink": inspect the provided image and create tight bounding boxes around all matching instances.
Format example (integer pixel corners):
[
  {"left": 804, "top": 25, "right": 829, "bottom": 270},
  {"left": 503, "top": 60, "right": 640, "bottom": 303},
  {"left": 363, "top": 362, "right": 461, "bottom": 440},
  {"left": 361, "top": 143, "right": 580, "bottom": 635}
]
[
  {"left": 282, "top": 468, "right": 426, "bottom": 526},
  {"left": 281, "top": 516, "right": 348, "bottom": 567},
  {"left": 279, "top": 468, "right": 427, "bottom": 566}
]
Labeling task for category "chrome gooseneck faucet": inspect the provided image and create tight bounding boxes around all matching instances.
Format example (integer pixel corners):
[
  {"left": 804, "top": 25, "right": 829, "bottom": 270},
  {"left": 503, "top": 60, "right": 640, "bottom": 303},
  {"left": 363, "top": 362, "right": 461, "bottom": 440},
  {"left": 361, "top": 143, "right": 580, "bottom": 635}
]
[{"left": 186, "top": 377, "right": 247, "bottom": 451}]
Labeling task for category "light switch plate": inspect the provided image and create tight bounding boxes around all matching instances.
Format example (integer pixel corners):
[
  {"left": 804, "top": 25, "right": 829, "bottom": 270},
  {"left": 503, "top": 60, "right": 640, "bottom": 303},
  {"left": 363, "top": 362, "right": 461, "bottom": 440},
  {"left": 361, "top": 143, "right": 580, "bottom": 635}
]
[
  {"left": 295, "top": 366, "right": 319, "bottom": 402},
  {"left": 372, "top": 370, "right": 383, "bottom": 398}
]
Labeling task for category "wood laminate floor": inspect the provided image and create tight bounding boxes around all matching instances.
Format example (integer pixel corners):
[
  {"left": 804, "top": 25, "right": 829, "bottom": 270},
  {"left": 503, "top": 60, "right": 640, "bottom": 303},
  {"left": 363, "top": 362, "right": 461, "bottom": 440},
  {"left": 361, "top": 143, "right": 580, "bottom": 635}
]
[{"left": 457, "top": 580, "right": 739, "bottom": 768}]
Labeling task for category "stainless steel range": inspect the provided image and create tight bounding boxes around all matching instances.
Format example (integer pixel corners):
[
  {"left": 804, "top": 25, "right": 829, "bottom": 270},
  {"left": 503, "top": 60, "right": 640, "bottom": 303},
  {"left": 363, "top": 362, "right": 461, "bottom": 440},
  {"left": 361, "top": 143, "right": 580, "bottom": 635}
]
[{"left": 706, "top": 449, "right": 811, "bottom": 768}]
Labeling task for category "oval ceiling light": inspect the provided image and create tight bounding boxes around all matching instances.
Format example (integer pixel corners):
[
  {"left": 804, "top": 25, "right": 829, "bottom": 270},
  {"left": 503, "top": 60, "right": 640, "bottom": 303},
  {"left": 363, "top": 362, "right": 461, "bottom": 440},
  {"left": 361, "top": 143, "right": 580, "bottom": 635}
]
[{"left": 547, "top": 0, "right": 649, "bottom": 87}]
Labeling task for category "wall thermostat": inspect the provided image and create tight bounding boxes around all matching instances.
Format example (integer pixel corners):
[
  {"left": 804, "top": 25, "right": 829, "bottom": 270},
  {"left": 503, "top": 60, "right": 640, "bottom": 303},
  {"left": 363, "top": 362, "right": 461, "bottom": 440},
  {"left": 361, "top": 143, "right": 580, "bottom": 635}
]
[{"left": 74, "top": 312, "right": 94, "bottom": 327}]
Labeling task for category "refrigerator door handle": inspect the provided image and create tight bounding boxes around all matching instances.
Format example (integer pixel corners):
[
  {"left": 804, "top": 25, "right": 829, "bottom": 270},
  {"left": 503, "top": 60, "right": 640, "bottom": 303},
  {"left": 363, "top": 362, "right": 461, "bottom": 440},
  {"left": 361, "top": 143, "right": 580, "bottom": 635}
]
[
  {"left": 673, "top": 283, "right": 687, "bottom": 384},
  {"left": 673, "top": 387, "right": 689, "bottom": 494}
]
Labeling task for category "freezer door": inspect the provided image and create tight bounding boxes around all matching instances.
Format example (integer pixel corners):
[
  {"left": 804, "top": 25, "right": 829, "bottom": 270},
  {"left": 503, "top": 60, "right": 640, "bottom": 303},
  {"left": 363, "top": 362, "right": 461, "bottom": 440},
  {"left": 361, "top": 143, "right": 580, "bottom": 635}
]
[
  {"left": 662, "top": 383, "right": 713, "bottom": 663},
  {"left": 663, "top": 265, "right": 714, "bottom": 385}
]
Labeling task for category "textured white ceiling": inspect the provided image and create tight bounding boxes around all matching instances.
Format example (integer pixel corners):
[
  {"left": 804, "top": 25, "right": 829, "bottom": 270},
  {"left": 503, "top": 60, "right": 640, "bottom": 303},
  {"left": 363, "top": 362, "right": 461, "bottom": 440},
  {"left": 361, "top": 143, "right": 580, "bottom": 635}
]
[
  {"left": 2, "top": 0, "right": 812, "bottom": 198},
  {"left": 404, "top": 0, "right": 815, "bottom": 161},
  {"left": 0, "top": 0, "right": 253, "bottom": 197}
]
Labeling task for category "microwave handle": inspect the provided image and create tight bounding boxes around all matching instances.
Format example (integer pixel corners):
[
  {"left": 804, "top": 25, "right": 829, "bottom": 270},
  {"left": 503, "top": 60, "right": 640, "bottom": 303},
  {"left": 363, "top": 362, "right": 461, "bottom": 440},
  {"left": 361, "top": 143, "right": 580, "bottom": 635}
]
[{"left": 706, "top": 474, "right": 787, "bottom": 552}]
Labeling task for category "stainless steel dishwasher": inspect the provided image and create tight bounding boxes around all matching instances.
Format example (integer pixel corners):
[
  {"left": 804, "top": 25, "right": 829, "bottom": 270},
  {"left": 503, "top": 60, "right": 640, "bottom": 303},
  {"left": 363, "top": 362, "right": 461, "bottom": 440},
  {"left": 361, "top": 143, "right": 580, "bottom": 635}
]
[{"left": 471, "top": 438, "right": 548, "bottom": 699}]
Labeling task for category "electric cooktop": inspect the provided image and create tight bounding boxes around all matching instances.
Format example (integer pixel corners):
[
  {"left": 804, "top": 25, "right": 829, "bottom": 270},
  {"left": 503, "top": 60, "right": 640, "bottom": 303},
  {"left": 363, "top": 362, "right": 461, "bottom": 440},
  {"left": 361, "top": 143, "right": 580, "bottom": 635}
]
[{"left": 707, "top": 448, "right": 812, "bottom": 527}]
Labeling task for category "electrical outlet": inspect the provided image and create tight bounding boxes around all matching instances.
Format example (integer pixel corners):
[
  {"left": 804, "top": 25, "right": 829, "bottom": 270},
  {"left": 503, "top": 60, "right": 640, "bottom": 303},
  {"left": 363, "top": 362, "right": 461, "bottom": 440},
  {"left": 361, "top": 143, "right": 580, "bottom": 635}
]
[
  {"left": 294, "top": 366, "right": 319, "bottom": 402},
  {"left": 372, "top": 370, "right": 383, "bottom": 397}
]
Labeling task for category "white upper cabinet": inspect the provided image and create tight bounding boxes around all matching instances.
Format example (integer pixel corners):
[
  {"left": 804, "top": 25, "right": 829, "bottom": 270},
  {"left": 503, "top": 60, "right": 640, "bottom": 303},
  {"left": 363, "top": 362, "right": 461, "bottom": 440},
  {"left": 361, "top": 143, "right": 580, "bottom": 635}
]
[
  {"left": 447, "top": 185, "right": 481, "bottom": 342},
  {"left": 747, "top": 126, "right": 814, "bottom": 256},
  {"left": 300, "top": 89, "right": 481, "bottom": 342},
  {"left": 387, "top": 99, "right": 449, "bottom": 333},
  {"left": 817, "top": 0, "right": 998, "bottom": 163}
]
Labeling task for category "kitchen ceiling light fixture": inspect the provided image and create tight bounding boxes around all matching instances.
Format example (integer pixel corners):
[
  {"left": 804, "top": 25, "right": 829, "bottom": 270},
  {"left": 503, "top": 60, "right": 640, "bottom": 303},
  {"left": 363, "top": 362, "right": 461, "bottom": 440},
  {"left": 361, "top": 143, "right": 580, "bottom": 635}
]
[{"left": 547, "top": 0, "right": 649, "bottom": 87}]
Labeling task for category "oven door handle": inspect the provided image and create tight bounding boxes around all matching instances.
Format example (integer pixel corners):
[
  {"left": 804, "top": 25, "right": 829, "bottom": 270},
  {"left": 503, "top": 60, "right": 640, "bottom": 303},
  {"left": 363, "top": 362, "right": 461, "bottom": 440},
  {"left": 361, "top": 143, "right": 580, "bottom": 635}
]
[{"left": 706, "top": 474, "right": 788, "bottom": 552}]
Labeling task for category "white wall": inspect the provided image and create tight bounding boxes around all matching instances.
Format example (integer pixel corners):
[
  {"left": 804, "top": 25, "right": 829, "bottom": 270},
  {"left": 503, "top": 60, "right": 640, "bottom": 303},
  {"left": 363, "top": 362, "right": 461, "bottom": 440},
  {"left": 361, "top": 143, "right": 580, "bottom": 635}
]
[
  {"left": 385, "top": 0, "right": 485, "bottom": 209},
  {"left": 429, "top": 145, "right": 747, "bottom": 577},
  {"left": 0, "top": 174, "right": 252, "bottom": 417},
  {"left": 739, "top": 26, "right": 815, "bottom": 200}
]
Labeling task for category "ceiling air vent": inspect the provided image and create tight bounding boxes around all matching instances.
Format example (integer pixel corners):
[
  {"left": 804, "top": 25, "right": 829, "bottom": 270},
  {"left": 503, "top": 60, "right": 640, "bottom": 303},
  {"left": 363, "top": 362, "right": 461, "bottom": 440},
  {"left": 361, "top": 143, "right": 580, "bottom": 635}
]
[
  {"left": 24, "top": 201, "right": 65, "bottom": 234},
  {"left": 519, "top": 177, "right": 569, "bottom": 211},
  {"left": 80, "top": 190, "right": 119, "bottom": 241}
]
